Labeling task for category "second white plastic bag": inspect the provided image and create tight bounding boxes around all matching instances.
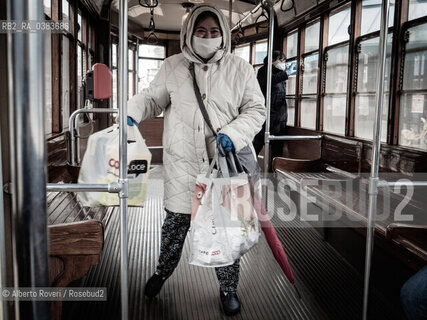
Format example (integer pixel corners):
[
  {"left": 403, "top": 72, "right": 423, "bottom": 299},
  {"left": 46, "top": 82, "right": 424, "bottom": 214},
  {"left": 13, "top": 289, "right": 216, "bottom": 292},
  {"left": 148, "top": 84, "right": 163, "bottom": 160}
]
[{"left": 189, "top": 151, "right": 259, "bottom": 267}]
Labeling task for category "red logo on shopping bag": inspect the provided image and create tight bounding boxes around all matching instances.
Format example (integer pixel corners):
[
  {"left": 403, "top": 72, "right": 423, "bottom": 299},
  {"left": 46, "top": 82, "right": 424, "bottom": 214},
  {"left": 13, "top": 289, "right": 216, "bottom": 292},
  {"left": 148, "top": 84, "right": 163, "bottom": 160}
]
[
  {"left": 109, "top": 158, "right": 120, "bottom": 169},
  {"left": 211, "top": 250, "right": 221, "bottom": 256}
]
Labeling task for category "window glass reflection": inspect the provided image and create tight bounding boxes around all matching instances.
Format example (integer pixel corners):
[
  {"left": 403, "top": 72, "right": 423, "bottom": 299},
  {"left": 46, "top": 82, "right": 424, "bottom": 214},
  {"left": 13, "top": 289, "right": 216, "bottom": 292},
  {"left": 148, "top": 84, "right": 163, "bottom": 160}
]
[
  {"left": 328, "top": 6, "right": 351, "bottom": 45},
  {"left": 287, "top": 31, "right": 298, "bottom": 58},
  {"left": 305, "top": 21, "right": 320, "bottom": 53}
]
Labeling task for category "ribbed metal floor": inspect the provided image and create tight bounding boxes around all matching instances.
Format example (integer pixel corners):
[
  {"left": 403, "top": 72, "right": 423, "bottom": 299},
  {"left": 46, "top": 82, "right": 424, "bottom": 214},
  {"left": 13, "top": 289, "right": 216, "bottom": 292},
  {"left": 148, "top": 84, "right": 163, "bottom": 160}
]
[{"left": 63, "top": 166, "right": 399, "bottom": 320}]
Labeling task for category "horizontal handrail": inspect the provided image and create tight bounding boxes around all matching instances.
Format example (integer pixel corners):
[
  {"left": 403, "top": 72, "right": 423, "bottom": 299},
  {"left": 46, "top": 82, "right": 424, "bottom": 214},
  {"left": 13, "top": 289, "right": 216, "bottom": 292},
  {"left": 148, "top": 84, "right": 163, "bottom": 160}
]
[
  {"left": 378, "top": 181, "right": 427, "bottom": 188},
  {"left": 269, "top": 135, "right": 323, "bottom": 141},
  {"left": 46, "top": 182, "right": 121, "bottom": 193}
]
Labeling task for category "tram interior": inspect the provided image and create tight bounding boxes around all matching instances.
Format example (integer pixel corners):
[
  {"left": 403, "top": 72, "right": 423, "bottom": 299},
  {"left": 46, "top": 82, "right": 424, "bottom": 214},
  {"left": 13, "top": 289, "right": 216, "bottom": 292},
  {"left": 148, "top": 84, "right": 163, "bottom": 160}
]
[{"left": 0, "top": 0, "right": 427, "bottom": 319}]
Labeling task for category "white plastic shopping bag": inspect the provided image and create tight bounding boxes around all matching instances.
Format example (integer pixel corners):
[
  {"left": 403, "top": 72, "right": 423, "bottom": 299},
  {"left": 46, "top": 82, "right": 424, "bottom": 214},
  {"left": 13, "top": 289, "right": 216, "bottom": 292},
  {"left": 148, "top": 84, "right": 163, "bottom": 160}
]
[
  {"left": 189, "top": 150, "right": 259, "bottom": 267},
  {"left": 77, "top": 125, "right": 152, "bottom": 207}
]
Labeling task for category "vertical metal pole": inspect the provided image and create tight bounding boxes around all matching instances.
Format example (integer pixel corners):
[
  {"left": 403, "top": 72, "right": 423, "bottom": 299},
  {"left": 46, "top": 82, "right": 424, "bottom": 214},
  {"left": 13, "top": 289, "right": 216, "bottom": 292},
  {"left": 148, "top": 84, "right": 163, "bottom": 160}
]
[
  {"left": 0, "top": 135, "right": 8, "bottom": 320},
  {"left": 362, "top": 0, "right": 390, "bottom": 319},
  {"left": 118, "top": 0, "right": 129, "bottom": 319},
  {"left": 263, "top": 5, "right": 275, "bottom": 174},
  {"left": 7, "top": 0, "right": 50, "bottom": 318}
]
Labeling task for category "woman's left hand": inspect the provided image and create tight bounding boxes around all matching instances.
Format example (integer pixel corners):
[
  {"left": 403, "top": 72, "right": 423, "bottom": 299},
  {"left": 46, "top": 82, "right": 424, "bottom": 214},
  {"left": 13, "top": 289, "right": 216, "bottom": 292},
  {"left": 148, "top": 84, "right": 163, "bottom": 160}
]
[{"left": 216, "top": 134, "right": 234, "bottom": 152}]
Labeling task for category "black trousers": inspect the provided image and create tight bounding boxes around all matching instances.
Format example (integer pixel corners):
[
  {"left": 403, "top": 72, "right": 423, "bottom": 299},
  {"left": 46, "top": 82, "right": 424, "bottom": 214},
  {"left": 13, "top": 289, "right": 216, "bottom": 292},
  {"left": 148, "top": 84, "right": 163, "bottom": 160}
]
[{"left": 155, "top": 210, "right": 240, "bottom": 292}]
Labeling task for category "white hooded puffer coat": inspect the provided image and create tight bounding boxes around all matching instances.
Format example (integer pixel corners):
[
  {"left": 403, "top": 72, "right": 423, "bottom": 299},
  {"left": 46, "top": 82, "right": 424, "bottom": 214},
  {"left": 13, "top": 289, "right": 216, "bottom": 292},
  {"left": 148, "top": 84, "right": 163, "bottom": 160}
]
[{"left": 128, "top": 4, "right": 265, "bottom": 214}]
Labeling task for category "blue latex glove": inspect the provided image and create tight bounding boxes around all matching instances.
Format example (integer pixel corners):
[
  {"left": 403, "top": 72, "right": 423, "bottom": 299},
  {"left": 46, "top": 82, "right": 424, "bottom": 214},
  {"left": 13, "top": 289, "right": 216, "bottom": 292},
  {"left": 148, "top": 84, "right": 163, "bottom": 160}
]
[
  {"left": 216, "top": 133, "right": 234, "bottom": 152},
  {"left": 127, "top": 116, "right": 138, "bottom": 126}
]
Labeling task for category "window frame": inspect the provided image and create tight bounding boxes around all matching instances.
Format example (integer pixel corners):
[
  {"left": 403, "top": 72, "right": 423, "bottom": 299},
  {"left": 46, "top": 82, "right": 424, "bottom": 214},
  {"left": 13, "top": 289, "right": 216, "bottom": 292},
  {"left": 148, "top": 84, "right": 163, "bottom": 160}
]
[
  {"left": 320, "top": 3, "right": 352, "bottom": 136},
  {"left": 299, "top": 19, "right": 321, "bottom": 130},
  {"left": 136, "top": 42, "right": 166, "bottom": 116},
  {"left": 396, "top": 16, "right": 427, "bottom": 150}
]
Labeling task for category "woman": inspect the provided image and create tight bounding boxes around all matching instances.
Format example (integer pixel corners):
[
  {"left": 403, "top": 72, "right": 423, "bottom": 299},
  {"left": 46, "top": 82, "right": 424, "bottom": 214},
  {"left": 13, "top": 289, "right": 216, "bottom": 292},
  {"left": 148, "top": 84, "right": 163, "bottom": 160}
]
[
  {"left": 127, "top": 4, "right": 265, "bottom": 316},
  {"left": 252, "top": 51, "right": 289, "bottom": 157}
]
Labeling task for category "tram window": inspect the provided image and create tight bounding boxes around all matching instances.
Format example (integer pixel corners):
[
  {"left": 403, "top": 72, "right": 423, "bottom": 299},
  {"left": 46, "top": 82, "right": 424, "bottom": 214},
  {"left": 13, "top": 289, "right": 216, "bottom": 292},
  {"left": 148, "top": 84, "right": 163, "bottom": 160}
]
[
  {"left": 409, "top": 0, "right": 427, "bottom": 21},
  {"left": 112, "top": 43, "right": 117, "bottom": 68},
  {"left": 361, "top": 0, "right": 395, "bottom": 35},
  {"left": 138, "top": 44, "right": 165, "bottom": 59},
  {"left": 137, "top": 59, "right": 163, "bottom": 91},
  {"left": 88, "top": 24, "right": 95, "bottom": 52},
  {"left": 44, "top": 0, "right": 51, "bottom": 17},
  {"left": 323, "top": 45, "right": 349, "bottom": 135},
  {"left": 254, "top": 40, "right": 267, "bottom": 65},
  {"left": 302, "top": 53, "right": 319, "bottom": 94},
  {"left": 45, "top": 33, "right": 52, "bottom": 135},
  {"left": 62, "top": 36, "right": 70, "bottom": 130},
  {"left": 112, "top": 69, "right": 117, "bottom": 109},
  {"left": 399, "top": 23, "right": 427, "bottom": 150},
  {"left": 128, "top": 49, "right": 134, "bottom": 70},
  {"left": 286, "top": 59, "right": 297, "bottom": 95},
  {"left": 300, "top": 53, "right": 319, "bottom": 130},
  {"left": 234, "top": 45, "right": 250, "bottom": 63},
  {"left": 128, "top": 72, "right": 134, "bottom": 99},
  {"left": 62, "top": 0, "right": 69, "bottom": 20},
  {"left": 112, "top": 43, "right": 118, "bottom": 109},
  {"left": 287, "top": 98, "right": 295, "bottom": 126},
  {"left": 328, "top": 5, "right": 351, "bottom": 46},
  {"left": 77, "top": 45, "right": 83, "bottom": 109},
  {"left": 301, "top": 100, "right": 317, "bottom": 129},
  {"left": 137, "top": 44, "right": 165, "bottom": 93},
  {"left": 129, "top": 49, "right": 135, "bottom": 98},
  {"left": 304, "top": 21, "right": 320, "bottom": 53},
  {"left": 354, "top": 36, "right": 392, "bottom": 141},
  {"left": 286, "top": 30, "right": 298, "bottom": 59},
  {"left": 77, "top": 13, "right": 82, "bottom": 42},
  {"left": 88, "top": 51, "right": 94, "bottom": 71}
]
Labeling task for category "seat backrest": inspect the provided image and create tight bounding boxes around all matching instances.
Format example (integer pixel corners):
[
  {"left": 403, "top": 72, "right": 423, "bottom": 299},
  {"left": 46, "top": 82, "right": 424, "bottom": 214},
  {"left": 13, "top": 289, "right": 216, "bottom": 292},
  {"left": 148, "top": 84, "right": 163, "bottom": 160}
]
[{"left": 321, "top": 135, "right": 362, "bottom": 174}]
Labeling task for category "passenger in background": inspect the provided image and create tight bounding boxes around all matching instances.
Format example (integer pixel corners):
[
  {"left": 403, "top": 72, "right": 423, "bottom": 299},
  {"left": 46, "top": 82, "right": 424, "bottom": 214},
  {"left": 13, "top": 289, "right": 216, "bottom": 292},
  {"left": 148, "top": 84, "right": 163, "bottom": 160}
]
[
  {"left": 400, "top": 265, "right": 427, "bottom": 320},
  {"left": 253, "top": 51, "right": 292, "bottom": 159},
  {"left": 127, "top": 4, "right": 265, "bottom": 316}
]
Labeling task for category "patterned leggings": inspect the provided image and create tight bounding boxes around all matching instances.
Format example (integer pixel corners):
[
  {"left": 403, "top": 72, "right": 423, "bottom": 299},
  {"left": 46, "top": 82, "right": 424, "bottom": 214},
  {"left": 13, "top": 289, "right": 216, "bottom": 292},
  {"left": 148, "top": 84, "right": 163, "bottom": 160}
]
[{"left": 155, "top": 210, "right": 240, "bottom": 292}]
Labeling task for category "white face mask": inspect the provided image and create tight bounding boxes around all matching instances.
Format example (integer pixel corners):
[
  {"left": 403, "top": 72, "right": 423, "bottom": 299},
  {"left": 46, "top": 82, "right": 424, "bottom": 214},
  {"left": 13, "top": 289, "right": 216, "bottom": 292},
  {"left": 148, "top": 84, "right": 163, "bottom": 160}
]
[
  {"left": 274, "top": 61, "right": 287, "bottom": 71},
  {"left": 192, "top": 36, "right": 223, "bottom": 59}
]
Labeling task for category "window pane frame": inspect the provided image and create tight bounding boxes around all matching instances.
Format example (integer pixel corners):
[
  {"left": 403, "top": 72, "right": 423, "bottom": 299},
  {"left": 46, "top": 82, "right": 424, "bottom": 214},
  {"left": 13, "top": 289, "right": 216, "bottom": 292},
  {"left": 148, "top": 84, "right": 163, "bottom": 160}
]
[
  {"left": 354, "top": 34, "right": 393, "bottom": 142},
  {"left": 398, "top": 21, "right": 427, "bottom": 150},
  {"left": 328, "top": 4, "right": 351, "bottom": 46},
  {"left": 254, "top": 40, "right": 268, "bottom": 65},
  {"left": 286, "top": 30, "right": 298, "bottom": 59},
  {"left": 322, "top": 43, "right": 350, "bottom": 135}
]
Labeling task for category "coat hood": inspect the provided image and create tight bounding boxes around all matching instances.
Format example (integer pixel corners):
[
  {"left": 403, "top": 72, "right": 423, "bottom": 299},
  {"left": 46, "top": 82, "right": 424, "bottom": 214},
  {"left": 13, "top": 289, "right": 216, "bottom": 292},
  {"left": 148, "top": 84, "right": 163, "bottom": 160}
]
[{"left": 180, "top": 4, "right": 231, "bottom": 64}]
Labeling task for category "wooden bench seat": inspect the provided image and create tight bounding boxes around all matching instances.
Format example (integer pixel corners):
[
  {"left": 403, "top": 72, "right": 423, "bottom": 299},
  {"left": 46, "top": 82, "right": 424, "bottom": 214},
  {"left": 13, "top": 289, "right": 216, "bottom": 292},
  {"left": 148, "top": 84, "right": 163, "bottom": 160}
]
[
  {"left": 47, "top": 191, "right": 113, "bottom": 319},
  {"left": 273, "top": 135, "right": 427, "bottom": 270}
]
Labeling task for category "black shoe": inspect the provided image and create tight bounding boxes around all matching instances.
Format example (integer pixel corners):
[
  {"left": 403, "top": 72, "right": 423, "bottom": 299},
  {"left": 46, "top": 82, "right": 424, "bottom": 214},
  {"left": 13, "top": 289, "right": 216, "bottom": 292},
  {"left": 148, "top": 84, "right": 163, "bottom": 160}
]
[
  {"left": 220, "top": 290, "right": 241, "bottom": 316},
  {"left": 144, "top": 273, "right": 168, "bottom": 298}
]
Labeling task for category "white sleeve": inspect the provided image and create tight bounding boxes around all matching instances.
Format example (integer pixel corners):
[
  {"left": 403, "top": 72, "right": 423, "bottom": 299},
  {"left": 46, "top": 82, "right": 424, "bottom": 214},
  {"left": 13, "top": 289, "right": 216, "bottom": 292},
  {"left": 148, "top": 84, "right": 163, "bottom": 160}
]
[
  {"left": 127, "top": 60, "right": 170, "bottom": 122},
  {"left": 219, "top": 63, "right": 266, "bottom": 152}
]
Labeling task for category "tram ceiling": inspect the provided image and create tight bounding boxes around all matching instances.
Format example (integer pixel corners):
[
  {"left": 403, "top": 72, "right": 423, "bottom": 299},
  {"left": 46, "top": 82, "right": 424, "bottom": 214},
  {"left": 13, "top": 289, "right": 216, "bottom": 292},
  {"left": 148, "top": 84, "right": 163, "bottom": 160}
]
[{"left": 109, "top": 0, "right": 329, "bottom": 32}]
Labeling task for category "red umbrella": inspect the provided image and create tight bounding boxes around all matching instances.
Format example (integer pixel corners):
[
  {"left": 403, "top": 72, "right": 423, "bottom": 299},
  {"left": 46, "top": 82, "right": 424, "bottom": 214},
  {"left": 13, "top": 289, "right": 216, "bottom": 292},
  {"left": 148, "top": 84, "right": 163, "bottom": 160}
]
[{"left": 253, "top": 195, "right": 295, "bottom": 285}]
